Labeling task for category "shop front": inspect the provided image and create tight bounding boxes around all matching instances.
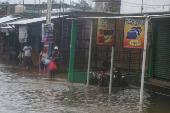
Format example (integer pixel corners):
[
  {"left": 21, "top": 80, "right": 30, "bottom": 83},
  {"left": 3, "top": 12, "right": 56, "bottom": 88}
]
[
  {"left": 68, "top": 11, "right": 150, "bottom": 84},
  {"left": 149, "top": 18, "right": 170, "bottom": 80},
  {"left": 8, "top": 16, "right": 63, "bottom": 65},
  {"left": 0, "top": 27, "right": 19, "bottom": 61},
  {"left": 0, "top": 15, "right": 22, "bottom": 57}
]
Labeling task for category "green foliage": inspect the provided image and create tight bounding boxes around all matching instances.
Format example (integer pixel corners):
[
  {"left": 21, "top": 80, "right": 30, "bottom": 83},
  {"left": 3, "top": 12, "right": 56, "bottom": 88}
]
[
  {"left": 75, "top": 0, "right": 91, "bottom": 10},
  {"left": 52, "top": 0, "right": 56, "bottom": 4},
  {"left": 42, "top": 2, "right": 46, "bottom": 4},
  {"left": 0, "top": 1, "right": 9, "bottom": 4}
]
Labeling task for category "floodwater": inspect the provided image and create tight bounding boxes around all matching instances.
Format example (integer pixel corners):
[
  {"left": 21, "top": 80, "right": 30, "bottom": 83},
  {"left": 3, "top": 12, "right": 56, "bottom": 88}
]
[{"left": 0, "top": 59, "right": 170, "bottom": 113}]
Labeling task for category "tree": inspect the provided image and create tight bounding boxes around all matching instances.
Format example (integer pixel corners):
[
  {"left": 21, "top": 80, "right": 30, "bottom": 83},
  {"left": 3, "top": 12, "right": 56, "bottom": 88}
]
[
  {"left": 1, "top": 1, "right": 9, "bottom": 4},
  {"left": 0, "top": 0, "right": 10, "bottom": 10},
  {"left": 18, "top": 1, "right": 21, "bottom": 4},
  {"left": 42, "top": 2, "right": 46, "bottom": 4},
  {"left": 52, "top": 0, "right": 56, "bottom": 4},
  {"left": 75, "top": 0, "right": 91, "bottom": 10},
  {"left": 78, "top": 0, "right": 89, "bottom": 6}
]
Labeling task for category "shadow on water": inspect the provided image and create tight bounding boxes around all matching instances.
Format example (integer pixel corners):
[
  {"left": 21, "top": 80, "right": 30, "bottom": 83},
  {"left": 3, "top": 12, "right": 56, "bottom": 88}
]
[{"left": 0, "top": 59, "right": 170, "bottom": 113}]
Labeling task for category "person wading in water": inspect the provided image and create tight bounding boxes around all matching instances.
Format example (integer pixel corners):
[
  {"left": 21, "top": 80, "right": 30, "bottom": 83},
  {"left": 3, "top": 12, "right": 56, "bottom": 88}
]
[{"left": 48, "top": 46, "right": 62, "bottom": 78}]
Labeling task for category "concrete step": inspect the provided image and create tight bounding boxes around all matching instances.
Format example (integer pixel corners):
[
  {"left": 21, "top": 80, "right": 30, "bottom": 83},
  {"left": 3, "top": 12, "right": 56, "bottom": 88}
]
[
  {"left": 136, "top": 79, "right": 170, "bottom": 95},
  {"left": 148, "top": 78, "right": 170, "bottom": 88}
]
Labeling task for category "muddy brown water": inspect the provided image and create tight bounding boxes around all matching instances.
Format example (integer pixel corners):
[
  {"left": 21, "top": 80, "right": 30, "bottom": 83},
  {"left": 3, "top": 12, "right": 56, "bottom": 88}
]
[{"left": 0, "top": 59, "right": 170, "bottom": 113}]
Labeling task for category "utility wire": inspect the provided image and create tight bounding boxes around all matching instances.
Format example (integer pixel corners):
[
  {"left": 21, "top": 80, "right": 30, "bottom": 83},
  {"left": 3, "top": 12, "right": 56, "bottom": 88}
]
[
  {"left": 121, "top": 3, "right": 167, "bottom": 9},
  {"left": 121, "top": 1, "right": 170, "bottom": 7}
]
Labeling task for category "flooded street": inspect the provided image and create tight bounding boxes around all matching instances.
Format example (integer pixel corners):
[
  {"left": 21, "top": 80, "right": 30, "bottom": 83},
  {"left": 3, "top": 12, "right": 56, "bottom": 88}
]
[{"left": 0, "top": 60, "right": 170, "bottom": 113}]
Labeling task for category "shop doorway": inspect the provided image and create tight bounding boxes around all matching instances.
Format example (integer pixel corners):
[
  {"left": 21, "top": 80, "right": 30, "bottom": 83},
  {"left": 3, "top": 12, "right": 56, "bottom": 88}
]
[{"left": 154, "top": 21, "right": 170, "bottom": 80}]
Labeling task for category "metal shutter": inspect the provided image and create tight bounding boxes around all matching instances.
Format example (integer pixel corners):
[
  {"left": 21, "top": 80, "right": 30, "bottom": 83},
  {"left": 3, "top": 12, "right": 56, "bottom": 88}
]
[{"left": 154, "top": 21, "right": 170, "bottom": 80}]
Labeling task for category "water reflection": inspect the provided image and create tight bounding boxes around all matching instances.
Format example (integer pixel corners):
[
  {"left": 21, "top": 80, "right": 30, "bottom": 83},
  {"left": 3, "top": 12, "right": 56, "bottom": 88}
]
[{"left": 0, "top": 62, "right": 170, "bottom": 113}]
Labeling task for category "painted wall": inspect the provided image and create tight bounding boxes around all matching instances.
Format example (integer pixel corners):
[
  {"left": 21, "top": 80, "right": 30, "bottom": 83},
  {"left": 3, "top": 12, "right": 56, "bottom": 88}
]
[
  {"left": 15, "top": 5, "right": 26, "bottom": 13},
  {"left": 120, "top": 0, "right": 170, "bottom": 14}
]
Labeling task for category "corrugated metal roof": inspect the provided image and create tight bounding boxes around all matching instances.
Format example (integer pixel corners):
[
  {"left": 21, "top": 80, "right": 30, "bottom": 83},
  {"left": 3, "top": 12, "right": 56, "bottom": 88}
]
[
  {"left": 0, "top": 15, "right": 21, "bottom": 24},
  {"left": 9, "top": 15, "right": 67, "bottom": 25},
  {"left": 92, "top": 0, "right": 119, "bottom": 2},
  {"left": 0, "top": 26, "right": 13, "bottom": 29}
]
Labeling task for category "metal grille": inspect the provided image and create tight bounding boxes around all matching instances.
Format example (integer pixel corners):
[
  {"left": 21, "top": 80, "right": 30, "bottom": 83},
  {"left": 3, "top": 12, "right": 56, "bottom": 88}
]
[
  {"left": 74, "top": 20, "right": 90, "bottom": 72},
  {"left": 56, "top": 18, "right": 71, "bottom": 73},
  {"left": 154, "top": 21, "right": 170, "bottom": 80},
  {"left": 74, "top": 19, "right": 150, "bottom": 76}
]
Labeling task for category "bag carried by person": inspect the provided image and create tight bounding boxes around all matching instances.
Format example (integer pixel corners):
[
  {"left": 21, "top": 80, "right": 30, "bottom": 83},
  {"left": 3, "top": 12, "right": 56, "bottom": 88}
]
[
  {"left": 39, "top": 60, "right": 43, "bottom": 65},
  {"left": 21, "top": 60, "right": 26, "bottom": 68},
  {"left": 50, "top": 51, "right": 62, "bottom": 66},
  {"left": 40, "top": 51, "right": 43, "bottom": 59},
  {"left": 49, "top": 61, "right": 57, "bottom": 71},
  {"left": 45, "top": 57, "right": 51, "bottom": 65}
]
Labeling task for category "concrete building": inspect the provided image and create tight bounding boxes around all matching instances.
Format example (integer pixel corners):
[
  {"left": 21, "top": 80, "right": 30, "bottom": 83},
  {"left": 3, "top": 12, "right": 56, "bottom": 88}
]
[{"left": 15, "top": 5, "right": 26, "bottom": 13}]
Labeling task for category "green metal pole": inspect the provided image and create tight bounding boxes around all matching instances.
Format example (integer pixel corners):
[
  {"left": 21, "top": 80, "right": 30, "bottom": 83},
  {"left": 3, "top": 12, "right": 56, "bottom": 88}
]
[
  {"left": 148, "top": 20, "right": 156, "bottom": 77},
  {"left": 38, "top": 36, "right": 40, "bottom": 52},
  {"left": 27, "top": 26, "right": 30, "bottom": 42},
  {"left": 68, "top": 20, "right": 77, "bottom": 82},
  {"left": 8, "top": 33, "right": 10, "bottom": 47},
  {"left": 20, "top": 43, "right": 22, "bottom": 63},
  {"left": 49, "top": 43, "right": 52, "bottom": 53},
  {"left": 12, "top": 30, "right": 16, "bottom": 61}
]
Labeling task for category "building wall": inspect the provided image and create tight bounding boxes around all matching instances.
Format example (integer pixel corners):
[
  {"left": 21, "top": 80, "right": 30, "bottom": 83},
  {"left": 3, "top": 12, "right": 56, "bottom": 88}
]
[
  {"left": 15, "top": 5, "right": 26, "bottom": 13},
  {"left": 73, "top": 18, "right": 151, "bottom": 76},
  {"left": 114, "top": 19, "right": 151, "bottom": 75},
  {"left": 120, "top": 0, "right": 170, "bottom": 14}
]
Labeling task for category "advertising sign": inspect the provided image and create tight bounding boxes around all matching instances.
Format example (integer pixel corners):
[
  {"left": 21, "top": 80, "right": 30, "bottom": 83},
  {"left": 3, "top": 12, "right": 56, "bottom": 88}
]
[
  {"left": 124, "top": 18, "right": 145, "bottom": 48},
  {"left": 97, "top": 19, "right": 115, "bottom": 45},
  {"left": 18, "top": 26, "right": 27, "bottom": 43},
  {"left": 42, "top": 23, "right": 54, "bottom": 43}
]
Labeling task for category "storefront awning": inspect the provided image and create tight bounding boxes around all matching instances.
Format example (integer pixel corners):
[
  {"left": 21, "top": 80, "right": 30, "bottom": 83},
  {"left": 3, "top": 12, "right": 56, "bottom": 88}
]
[
  {"left": 0, "top": 26, "right": 15, "bottom": 33},
  {"left": 8, "top": 15, "right": 68, "bottom": 25},
  {"left": 0, "top": 15, "right": 22, "bottom": 24},
  {"left": 0, "top": 26, "right": 13, "bottom": 29}
]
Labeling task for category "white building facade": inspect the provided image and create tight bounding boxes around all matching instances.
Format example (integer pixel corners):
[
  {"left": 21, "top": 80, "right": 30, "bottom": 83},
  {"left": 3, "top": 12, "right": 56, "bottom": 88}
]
[{"left": 120, "top": 0, "right": 170, "bottom": 14}]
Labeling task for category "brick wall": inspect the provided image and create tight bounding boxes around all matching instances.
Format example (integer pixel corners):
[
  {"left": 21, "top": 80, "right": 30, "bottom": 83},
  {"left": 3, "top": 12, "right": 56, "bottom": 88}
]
[
  {"left": 73, "top": 18, "right": 151, "bottom": 75},
  {"left": 91, "top": 19, "right": 151, "bottom": 75}
]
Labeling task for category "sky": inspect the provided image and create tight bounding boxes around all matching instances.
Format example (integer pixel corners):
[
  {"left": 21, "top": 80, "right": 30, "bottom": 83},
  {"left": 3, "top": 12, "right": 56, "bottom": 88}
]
[{"left": 2, "top": 0, "right": 81, "bottom": 4}]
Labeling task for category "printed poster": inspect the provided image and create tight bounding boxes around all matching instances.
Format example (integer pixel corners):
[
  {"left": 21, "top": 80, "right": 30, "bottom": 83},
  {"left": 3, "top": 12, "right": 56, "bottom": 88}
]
[
  {"left": 18, "top": 26, "right": 27, "bottom": 43},
  {"left": 42, "top": 23, "right": 54, "bottom": 43},
  {"left": 124, "top": 18, "right": 145, "bottom": 48},
  {"left": 97, "top": 19, "right": 115, "bottom": 45}
]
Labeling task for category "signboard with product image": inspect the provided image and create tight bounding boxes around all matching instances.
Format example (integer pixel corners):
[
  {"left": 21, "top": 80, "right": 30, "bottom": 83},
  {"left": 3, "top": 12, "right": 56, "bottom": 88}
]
[
  {"left": 124, "top": 18, "right": 145, "bottom": 48},
  {"left": 42, "top": 23, "right": 54, "bottom": 43},
  {"left": 96, "top": 19, "right": 115, "bottom": 45}
]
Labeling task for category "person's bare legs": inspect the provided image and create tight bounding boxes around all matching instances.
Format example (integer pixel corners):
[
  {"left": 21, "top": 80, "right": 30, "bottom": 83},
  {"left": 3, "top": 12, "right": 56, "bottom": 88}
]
[
  {"left": 25, "top": 63, "right": 28, "bottom": 69},
  {"left": 50, "top": 71, "right": 55, "bottom": 79},
  {"left": 41, "top": 69, "right": 43, "bottom": 74},
  {"left": 44, "top": 68, "right": 47, "bottom": 75}
]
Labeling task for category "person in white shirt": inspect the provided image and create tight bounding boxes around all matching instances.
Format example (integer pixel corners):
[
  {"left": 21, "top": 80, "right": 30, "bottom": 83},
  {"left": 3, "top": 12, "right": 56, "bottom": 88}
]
[{"left": 23, "top": 42, "right": 32, "bottom": 69}]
